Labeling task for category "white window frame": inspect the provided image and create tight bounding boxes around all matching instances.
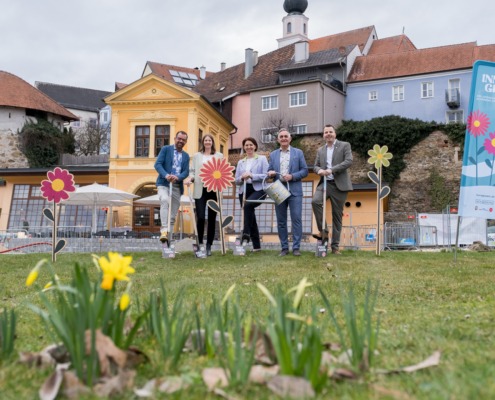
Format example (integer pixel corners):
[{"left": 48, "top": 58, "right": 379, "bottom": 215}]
[
  {"left": 289, "top": 91, "right": 307, "bottom": 107},
  {"left": 261, "top": 95, "right": 278, "bottom": 111},
  {"left": 369, "top": 90, "right": 378, "bottom": 101},
  {"left": 392, "top": 85, "right": 404, "bottom": 102},
  {"left": 421, "top": 82, "right": 434, "bottom": 98},
  {"left": 446, "top": 110, "right": 464, "bottom": 124},
  {"left": 291, "top": 124, "right": 307, "bottom": 135},
  {"left": 260, "top": 127, "right": 277, "bottom": 143}
]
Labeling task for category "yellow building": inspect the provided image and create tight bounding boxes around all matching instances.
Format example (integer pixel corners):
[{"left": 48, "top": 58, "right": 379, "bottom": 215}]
[{"left": 104, "top": 73, "right": 234, "bottom": 234}]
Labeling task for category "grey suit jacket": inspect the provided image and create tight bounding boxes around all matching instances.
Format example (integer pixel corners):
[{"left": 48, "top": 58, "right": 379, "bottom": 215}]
[{"left": 314, "top": 140, "right": 353, "bottom": 192}]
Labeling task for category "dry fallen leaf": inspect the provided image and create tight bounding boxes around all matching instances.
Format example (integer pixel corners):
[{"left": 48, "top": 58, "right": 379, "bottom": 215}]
[
  {"left": 39, "top": 363, "right": 70, "bottom": 400},
  {"left": 133, "top": 378, "right": 156, "bottom": 397},
  {"left": 378, "top": 351, "right": 441, "bottom": 374},
  {"left": 267, "top": 375, "right": 315, "bottom": 399},
  {"left": 19, "top": 344, "right": 62, "bottom": 367},
  {"left": 320, "top": 351, "right": 338, "bottom": 371},
  {"left": 330, "top": 368, "right": 359, "bottom": 380},
  {"left": 158, "top": 376, "right": 190, "bottom": 393},
  {"left": 93, "top": 369, "right": 135, "bottom": 397},
  {"left": 62, "top": 371, "right": 91, "bottom": 399},
  {"left": 202, "top": 367, "right": 229, "bottom": 390},
  {"left": 248, "top": 365, "right": 280, "bottom": 384},
  {"left": 85, "top": 329, "right": 127, "bottom": 376},
  {"left": 213, "top": 387, "right": 239, "bottom": 400}
]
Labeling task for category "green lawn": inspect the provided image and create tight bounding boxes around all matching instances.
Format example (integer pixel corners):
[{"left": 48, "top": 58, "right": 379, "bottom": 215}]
[{"left": 0, "top": 249, "right": 494, "bottom": 399}]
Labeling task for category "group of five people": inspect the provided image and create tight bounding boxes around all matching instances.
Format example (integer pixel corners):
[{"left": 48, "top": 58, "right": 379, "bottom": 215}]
[{"left": 154, "top": 125, "right": 353, "bottom": 256}]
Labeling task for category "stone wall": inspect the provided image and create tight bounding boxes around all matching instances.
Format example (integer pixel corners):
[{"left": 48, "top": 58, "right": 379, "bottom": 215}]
[
  {"left": 388, "top": 130, "right": 461, "bottom": 214},
  {"left": 0, "top": 129, "right": 29, "bottom": 168},
  {"left": 299, "top": 131, "right": 462, "bottom": 214}
]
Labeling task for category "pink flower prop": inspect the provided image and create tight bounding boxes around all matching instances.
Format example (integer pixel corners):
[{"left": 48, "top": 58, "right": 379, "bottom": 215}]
[
  {"left": 484, "top": 132, "right": 495, "bottom": 156},
  {"left": 40, "top": 167, "right": 76, "bottom": 203},
  {"left": 467, "top": 110, "right": 490, "bottom": 137},
  {"left": 199, "top": 157, "right": 235, "bottom": 193}
]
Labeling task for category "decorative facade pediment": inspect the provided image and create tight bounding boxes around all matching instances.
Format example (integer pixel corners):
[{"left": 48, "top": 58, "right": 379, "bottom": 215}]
[{"left": 129, "top": 111, "right": 177, "bottom": 121}]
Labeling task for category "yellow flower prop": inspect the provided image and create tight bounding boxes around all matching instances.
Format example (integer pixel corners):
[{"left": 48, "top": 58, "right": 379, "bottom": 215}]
[
  {"left": 98, "top": 252, "right": 135, "bottom": 291},
  {"left": 367, "top": 144, "right": 393, "bottom": 169}
]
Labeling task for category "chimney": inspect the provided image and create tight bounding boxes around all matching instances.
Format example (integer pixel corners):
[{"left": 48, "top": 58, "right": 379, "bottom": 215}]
[
  {"left": 294, "top": 41, "right": 309, "bottom": 63},
  {"left": 220, "top": 62, "right": 226, "bottom": 71},
  {"left": 253, "top": 51, "right": 259, "bottom": 66},
  {"left": 200, "top": 65, "right": 206, "bottom": 79},
  {"left": 245, "top": 48, "right": 254, "bottom": 79}
]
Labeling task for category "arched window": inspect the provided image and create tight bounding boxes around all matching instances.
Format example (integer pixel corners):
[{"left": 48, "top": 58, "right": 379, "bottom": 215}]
[
  {"left": 287, "top": 22, "right": 292, "bottom": 34},
  {"left": 303, "top": 23, "right": 307, "bottom": 34}
]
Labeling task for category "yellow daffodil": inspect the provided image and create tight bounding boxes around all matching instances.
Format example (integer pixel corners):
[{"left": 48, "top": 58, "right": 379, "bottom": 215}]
[
  {"left": 367, "top": 144, "right": 393, "bottom": 169},
  {"left": 26, "top": 259, "right": 47, "bottom": 287},
  {"left": 98, "top": 252, "right": 135, "bottom": 291},
  {"left": 119, "top": 293, "right": 131, "bottom": 311}
]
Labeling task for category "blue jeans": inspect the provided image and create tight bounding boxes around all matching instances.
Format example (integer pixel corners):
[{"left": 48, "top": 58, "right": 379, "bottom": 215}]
[{"left": 275, "top": 194, "right": 303, "bottom": 251}]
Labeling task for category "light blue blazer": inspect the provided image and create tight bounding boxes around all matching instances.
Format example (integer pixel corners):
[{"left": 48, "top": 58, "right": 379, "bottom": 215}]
[
  {"left": 268, "top": 146, "right": 308, "bottom": 197},
  {"left": 154, "top": 145, "right": 190, "bottom": 194},
  {"left": 235, "top": 154, "right": 269, "bottom": 193}
]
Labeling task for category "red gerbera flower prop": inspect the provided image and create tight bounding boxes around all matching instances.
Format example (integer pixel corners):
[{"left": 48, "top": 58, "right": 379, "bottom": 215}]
[
  {"left": 40, "top": 167, "right": 76, "bottom": 203},
  {"left": 467, "top": 110, "right": 490, "bottom": 137},
  {"left": 484, "top": 132, "right": 495, "bottom": 156},
  {"left": 199, "top": 157, "right": 235, "bottom": 193}
]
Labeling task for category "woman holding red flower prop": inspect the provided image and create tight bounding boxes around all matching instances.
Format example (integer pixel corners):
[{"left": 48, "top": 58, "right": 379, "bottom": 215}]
[
  {"left": 199, "top": 157, "right": 235, "bottom": 255},
  {"left": 184, "top": 134, "right": 224, "bottom": 256}
]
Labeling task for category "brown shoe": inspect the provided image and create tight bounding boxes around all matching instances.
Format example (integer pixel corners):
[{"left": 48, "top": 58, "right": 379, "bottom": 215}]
[
  {"left": 331, "top": 249, "right": 342, "bottom": 255},
  {"left": 160, "top": 231, "right": 169, "bottom": 243}
]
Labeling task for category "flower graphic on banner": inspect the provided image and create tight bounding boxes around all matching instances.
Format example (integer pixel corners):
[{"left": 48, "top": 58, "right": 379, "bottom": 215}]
[
  {"left": 367, "top": 144, "right": 393, "bottom": 169},
  {"left": 483, "top": 132, "right": 495, "bottom": 156},
  {"left": 40, "top": 167, "right": 76, "bottom": 203},
  {"left": 199, "top": 157, "right": 235, "bottom": 193},
  {"left": 467, "top": 110, "right": 490, "bottom": 137}
]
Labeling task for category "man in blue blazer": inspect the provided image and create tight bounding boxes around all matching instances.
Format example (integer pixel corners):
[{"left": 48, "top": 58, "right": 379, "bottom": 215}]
[
  {"left": 268, "top": 129, "right": 308, "bottom": 256},
  {"left": 154, "top": 131, "right": 190, "bottom": 242}
]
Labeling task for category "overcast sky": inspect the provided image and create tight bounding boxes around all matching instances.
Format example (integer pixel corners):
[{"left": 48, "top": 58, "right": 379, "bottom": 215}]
[{"left": 1, "top": 0, "right": 493, "bottom": 92}]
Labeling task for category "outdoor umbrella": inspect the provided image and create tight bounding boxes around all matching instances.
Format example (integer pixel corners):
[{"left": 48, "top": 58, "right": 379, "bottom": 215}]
[
  {"left": 62, "top": 183, "right": 138, "bottom": 235},
  {"left": 134, "top": 194, "right": 192, "bottom": 206}
]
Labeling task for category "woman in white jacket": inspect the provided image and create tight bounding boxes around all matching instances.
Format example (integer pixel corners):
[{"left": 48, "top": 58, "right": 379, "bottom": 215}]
[{"left": 184, "top": 134, "right": 223, "bottom": 256}]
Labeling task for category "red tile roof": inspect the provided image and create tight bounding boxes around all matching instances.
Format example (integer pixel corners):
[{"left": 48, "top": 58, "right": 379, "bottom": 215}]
[
  {"left": 367, "top": 35, "right": 416, "bottom": 55},
  {"left": 475, "top": 44, "right": 495, "bottom": 62},
  {"left": 195, "top": 45, "right": 295, "bottom": 103},
  {"left": 309, "top": 26, "right": 375, "bottom": 53},
  {"left": 0, "top": 71, "right": 77, "bottom": 120},
  {"left": 348, "top": 42, "right": 481, "bottom": 82}
]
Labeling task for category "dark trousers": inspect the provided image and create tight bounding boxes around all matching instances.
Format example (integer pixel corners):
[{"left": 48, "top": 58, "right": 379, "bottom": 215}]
[
  {"left": 311, "top": 180, "right": 348, "bottom": 250},
  {"left": 239, "top": 183, "right": 265, "bottom": 250},
  {"left": 195, "top": 188, "right": 217, "bottom": 245}
]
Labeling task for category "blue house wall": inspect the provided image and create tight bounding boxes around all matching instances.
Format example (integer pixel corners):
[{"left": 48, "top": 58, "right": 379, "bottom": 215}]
[{"left": 344, "top": 70, "right": 472, "bottom": 123}]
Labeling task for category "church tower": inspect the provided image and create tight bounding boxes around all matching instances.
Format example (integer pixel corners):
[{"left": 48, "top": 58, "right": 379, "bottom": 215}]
[{"left": 277, "top": 0, "right": 309, "bottom": 48}]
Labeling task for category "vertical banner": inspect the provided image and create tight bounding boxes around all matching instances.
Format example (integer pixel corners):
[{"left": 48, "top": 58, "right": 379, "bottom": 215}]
[{"left": 458, "top": 60, "right": 495, "bottom": 219}]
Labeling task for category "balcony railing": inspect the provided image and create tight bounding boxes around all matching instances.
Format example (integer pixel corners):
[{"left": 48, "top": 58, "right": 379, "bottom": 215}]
[{"left": 445, "top": 88, "right": 460, "bottom": 109}]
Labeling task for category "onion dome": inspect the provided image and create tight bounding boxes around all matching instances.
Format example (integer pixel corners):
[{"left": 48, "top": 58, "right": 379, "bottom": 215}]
[{"left": 283, "top": 0, "right": 308, "bottom": 14}]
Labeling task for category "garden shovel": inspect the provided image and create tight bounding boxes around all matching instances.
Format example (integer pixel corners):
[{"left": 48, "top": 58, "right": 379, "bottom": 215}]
[
  {"left": 316, "top": 178, "right": 329, "bottom": 257},
  {"left": 188, "top": 192, "right": 206, "bottom": 258},
  {"left": 162, "top": 183, "right": 176, "bottom": 258}
]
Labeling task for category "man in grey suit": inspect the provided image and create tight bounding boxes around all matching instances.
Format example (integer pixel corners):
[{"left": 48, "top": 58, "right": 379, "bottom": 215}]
[
  {"left": 268, "top": 129, "right": 308, "bottom": 256},
  {"left": 312, "top": 124, "right": 353, "bottom": 254}
]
